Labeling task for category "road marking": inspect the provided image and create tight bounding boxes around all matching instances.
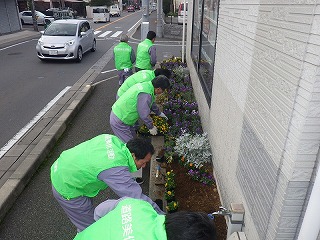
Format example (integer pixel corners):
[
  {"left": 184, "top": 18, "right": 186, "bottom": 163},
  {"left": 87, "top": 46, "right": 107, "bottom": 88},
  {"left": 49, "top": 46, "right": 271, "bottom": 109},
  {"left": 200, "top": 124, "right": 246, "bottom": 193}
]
[
  {"left": 94, "top": 30, "right": 102, "bottom": 35},
  {"left": 110, "top": 31, "right": 122, "bottom": 37},
  {"left": 99, "top": 31, "right": 112, "bottom": 38},
  {"left": 0, "top": 86, "right": 71, "bottom": 158},
  {"left": 101, "top": 68, "right": 117, "bottom": 74},
  {"left": 0, "top": 40, "right": 33, "bottom": 51},
  {"left": 128, "top": 20, "right": 141, "bottom": 34},
  {"left": 91, "top": 76, "right": 118, "bottom": 87}
]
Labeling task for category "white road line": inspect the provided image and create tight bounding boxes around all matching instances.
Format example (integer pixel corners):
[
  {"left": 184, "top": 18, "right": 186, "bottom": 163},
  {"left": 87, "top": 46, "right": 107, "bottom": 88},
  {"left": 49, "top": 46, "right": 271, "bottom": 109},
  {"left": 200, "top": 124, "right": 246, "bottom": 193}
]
[
  {"left": 0, "top": 86, "right": 71, "bottom": 159},
  {"left": 91, "top": 76, "right": 118, "bottom": 87},
  {"left": 98, "top": 31, "right": 112, "bottom": 38},
  {"left": 128, "top": 20, "right": 141, "bottom": 34},
  {"left": 94, "top": 30, "right": 102, "bottom": 35},
  {"left": 0, "top": 40, "right": 34, "bottom": 51},
  {"left": 101, "top": 69, "right": 117, "bottom": 74},
  {"left": 110, "top": 31, "right": 122, "bottom": 37}
]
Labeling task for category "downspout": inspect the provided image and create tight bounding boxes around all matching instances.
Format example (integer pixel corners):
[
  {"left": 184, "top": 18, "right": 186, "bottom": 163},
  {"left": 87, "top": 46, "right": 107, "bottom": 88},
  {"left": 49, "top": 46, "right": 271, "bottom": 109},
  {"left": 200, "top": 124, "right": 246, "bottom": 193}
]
[
  {"left": 181, "top": 0, "right": 186, "bottom": 62},
  {"left": 297, "top": 161, "right": 320, "bottom": 239}
]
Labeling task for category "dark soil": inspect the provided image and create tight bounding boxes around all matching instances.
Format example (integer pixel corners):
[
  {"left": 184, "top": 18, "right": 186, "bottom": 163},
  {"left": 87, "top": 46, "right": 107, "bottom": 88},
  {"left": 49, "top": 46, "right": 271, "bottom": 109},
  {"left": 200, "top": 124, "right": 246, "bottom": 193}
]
[{"left": 167, "top": 160, "right": 227, "bottom": 240}]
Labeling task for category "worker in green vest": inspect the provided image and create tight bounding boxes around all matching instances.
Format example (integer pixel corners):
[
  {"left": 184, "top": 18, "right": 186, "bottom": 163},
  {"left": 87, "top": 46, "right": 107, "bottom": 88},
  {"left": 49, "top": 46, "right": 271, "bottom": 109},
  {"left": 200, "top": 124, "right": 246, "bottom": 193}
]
[
  {"left": 51, "top": 135, "right": 164, "bottom": 232},
  {"left": 111, "top": 75, "right": 170, "bottom": 184},
  {"left": 73, "top": 197, "right": 217, "bottom": 240},
  {"left": 116, "top": 68, "right": 171, "bottom": 99},
  {"left": 135, "top": 31, "right": 157, "bottom": 72},
  {"left": 113, "top": 34, "right": 136, "bottom": 85},
  {"left": 110, "top": 75, "right": 170, "bottom": 143}
]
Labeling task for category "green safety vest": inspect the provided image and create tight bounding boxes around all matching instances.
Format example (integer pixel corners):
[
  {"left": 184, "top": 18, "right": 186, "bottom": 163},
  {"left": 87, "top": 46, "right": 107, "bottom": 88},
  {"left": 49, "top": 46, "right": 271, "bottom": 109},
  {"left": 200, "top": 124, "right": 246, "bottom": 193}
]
[
  {"left": 112, "top": 81, "right": 155, "bottom": 126},
  {"left": 73, "top": 198, "right": 167, "bottom": 240},
  {"left": 135, "top": 39, "right": 153, "bottom": 70},
  {"left": 50, "top": 134, "right": 137, "bottom": 199},
  {"left": 117, "top": 70, "right": 155, "bottom": 97},
  {"left": 114, "top": 42, "right": 133, "bottom": 70}
]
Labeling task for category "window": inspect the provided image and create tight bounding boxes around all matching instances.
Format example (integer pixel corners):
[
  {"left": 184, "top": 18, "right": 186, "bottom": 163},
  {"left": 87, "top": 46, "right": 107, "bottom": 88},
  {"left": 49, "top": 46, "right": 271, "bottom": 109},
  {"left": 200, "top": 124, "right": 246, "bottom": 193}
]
[{"left": 191, "top": 0, "right": 219, "bottom": 105}]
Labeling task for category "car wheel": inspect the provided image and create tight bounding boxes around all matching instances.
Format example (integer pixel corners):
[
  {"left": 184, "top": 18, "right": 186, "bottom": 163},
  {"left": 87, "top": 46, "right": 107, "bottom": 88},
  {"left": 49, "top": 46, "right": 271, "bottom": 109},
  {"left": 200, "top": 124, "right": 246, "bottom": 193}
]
[
  {"left": 76, "top": 47, "right": 83, "bottom": 62},
  {"left": 91, "top": 39, "right": 96, "bottom": 52},
  {"left": 21, "top": 19, "right": 25, "bottom": 25}
]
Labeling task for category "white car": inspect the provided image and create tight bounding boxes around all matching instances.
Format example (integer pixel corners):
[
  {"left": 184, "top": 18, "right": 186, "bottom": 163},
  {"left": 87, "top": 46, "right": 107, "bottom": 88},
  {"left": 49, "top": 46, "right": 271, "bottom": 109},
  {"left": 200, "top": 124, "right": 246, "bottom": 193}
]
[
  {"left": 36, "top": 19, "right": 96, "bottom": 62},
  {"left": 19, "top": 10, "right": 54, "bottom": 25},
  {"left": 109, "top": 5, "right": 121, "bottom": 17}
]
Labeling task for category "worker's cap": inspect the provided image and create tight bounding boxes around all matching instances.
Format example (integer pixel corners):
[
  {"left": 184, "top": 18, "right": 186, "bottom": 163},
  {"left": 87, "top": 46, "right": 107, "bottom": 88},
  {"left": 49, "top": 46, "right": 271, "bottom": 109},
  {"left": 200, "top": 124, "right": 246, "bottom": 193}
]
[{"left": 120, "top": 34, "right": 129, "bottom": 42}]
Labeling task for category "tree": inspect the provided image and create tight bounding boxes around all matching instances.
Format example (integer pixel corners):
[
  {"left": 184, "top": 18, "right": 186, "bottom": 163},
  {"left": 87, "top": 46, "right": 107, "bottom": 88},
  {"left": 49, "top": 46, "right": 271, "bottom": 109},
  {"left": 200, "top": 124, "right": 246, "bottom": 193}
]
[{"left": 89, "top": 0, "right": 113, "bottom": 7}]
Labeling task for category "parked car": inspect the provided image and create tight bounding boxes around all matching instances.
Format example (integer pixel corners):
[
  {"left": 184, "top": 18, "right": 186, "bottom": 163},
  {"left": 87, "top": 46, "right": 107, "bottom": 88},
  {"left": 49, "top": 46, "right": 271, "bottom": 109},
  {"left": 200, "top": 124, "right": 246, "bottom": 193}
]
[
  {"left": 45, "top": 8, "right": 75, "bottom": 20},
  {"left": 177, "top": 2, "right": 188, "bottom": 24},
  {"left": 19, "top": 10, "right": 54, "bottom": 25},
  {"left": 109, "top": 4, "right": 121, "bottom": 17},
  {"left": 127, "top": 5, "right": 135, "bottom": 12},
  {"left": 93, "top": 6, "right": 110, "bottom": 23},
  {"left": 36, "top": 19, "right": 96, "bottom": 62}
]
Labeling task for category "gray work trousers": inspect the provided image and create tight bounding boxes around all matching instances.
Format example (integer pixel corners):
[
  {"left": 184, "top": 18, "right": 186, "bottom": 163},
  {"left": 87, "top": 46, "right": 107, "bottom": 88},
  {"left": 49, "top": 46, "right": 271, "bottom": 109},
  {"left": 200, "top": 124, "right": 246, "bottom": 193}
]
[{"left": 52, "top": 185, "right": 95, "bottom": 232}]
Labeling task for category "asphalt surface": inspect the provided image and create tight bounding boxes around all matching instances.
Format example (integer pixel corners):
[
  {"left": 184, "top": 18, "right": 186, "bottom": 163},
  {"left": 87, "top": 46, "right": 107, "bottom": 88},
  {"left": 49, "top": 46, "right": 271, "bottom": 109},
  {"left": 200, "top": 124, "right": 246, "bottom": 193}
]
[{"left": 0, "top": 12, "right": 183, "bottom": 239}]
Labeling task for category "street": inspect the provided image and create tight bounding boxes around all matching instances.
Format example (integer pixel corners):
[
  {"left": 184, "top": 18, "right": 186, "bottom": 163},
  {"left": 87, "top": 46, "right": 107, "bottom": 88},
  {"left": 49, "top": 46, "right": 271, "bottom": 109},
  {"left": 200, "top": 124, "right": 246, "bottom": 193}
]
[{"left": 0, "top": 11, "right": 141, "bottom": 151}]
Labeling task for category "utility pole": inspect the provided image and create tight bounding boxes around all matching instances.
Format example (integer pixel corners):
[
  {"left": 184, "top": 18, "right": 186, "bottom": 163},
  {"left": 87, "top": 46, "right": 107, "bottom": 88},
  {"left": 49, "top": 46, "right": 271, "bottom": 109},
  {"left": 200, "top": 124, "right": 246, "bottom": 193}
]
[
  {"left": 30, "top": 0, "right": 39, "bottom": 32},
  {"left": 156, "top": 0, "right": 163, "bottom": 37},
  {"left": 141, "top": 0, "right": 149, "bottom": 40}
]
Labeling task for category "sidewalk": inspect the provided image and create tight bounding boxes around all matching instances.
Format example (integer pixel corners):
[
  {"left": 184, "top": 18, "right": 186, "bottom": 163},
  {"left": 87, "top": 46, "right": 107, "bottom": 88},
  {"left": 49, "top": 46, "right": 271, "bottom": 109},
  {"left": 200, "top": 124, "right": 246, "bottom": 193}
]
[{"left": 0, "top": 11, "right": 182, "bottom": 224}]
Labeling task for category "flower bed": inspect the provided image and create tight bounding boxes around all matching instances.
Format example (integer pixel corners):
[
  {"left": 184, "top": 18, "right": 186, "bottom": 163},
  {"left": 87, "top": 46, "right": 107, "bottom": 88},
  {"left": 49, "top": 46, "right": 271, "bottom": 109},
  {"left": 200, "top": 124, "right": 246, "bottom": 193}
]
[
  {"left": 138, "top": 114, "right": 169, "bottom": 136},
  {"left": 157, "top": 57, "right": 227, "bottom": 239}
]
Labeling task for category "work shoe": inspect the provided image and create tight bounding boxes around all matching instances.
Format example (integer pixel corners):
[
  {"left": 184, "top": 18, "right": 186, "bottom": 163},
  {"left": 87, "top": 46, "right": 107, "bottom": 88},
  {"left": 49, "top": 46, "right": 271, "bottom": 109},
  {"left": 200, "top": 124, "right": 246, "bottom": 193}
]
[{"left": 135, "top": 177, "right": 144, "bottom": 185}]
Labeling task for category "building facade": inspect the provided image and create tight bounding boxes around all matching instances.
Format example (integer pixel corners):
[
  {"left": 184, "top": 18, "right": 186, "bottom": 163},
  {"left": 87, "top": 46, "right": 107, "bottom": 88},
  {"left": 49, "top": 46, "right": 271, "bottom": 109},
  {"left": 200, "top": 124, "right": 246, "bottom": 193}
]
[
  {"left": 0, "top": 0, "right": 21, "bottom": 35},
  {"left": 186, "top": 1, "right": 320, "bottom": 240}
]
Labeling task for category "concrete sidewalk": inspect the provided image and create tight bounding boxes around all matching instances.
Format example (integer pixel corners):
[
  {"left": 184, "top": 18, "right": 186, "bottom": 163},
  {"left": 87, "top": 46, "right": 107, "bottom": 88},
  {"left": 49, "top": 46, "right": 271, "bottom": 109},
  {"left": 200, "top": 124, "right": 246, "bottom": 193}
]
[{"left": 0, "top": 11, "right": 182, "bottom": 224}]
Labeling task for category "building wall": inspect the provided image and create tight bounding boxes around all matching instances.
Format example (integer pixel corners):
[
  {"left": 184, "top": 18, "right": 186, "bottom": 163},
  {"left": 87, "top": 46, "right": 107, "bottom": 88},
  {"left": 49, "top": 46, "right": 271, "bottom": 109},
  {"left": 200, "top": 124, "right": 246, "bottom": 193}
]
[
  {"left": 0, "top": 0, "right": 21, "bottom": 35},
  {"left": 187, "top": 1, "right": 320, "bottom": 239}
]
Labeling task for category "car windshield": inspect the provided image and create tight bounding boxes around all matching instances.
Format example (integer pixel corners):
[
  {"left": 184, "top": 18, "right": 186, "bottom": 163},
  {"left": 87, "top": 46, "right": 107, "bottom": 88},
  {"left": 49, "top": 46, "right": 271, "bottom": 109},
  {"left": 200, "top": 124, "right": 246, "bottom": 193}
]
[{"left": 44, "top": 23, "right": 77, "bottom": 36}]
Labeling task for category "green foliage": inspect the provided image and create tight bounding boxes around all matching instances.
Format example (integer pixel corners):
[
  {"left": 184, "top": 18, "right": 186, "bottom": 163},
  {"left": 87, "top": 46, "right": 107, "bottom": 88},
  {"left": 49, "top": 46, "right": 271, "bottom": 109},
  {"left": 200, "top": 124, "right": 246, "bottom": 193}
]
[
  {"left": 165, "top": 170, "right": 176, "bottom": 190},
  {"left": 89, "top": 0, "right": 113, "bottom": 7},
  {"left": 165, "top": 189, "right": 175, "bottom": 201},
  {"left": 167, "top": 11, "right": 178, "bottom": 17},
  {"left": 166, "top": 201, "right": 179, "bottom": 212}
]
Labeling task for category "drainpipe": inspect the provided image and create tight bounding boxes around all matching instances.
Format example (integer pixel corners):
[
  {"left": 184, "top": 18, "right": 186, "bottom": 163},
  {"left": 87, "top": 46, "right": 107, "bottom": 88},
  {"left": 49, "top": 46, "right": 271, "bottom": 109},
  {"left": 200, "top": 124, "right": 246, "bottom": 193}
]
[
  {"left": 181, "top": 0, "right": 186, "bottom": 62},
  {"left": 297, "top": 163, "right": 320, "bottom": 240}
]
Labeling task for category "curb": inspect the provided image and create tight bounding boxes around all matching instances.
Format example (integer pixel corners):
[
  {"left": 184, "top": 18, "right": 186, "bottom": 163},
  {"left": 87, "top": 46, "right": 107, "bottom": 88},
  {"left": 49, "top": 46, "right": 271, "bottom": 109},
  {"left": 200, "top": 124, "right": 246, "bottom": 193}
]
[{"left": 0, "top": 85, "right": 93, "bottom": 222}]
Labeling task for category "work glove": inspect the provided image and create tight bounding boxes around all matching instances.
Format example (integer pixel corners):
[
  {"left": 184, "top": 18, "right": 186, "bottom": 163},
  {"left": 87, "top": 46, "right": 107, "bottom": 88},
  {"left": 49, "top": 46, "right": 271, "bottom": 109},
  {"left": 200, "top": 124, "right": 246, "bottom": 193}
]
[
  {"left": 149, "top": 126, "right": 158, "bottom": 135},
  {"left": 159, "top": 112, "right": 168, "bottom": 120}
]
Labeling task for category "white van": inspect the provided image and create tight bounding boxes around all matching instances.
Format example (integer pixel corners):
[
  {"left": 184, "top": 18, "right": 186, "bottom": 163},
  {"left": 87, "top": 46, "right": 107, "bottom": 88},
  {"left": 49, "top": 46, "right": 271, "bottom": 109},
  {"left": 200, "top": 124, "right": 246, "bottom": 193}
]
[
  {"left": 177, "top": 2, "right": 188, "bottom": 24},
  {"left": 110, "top": 4, "right": 121, "bottom": 17},
  {"left": 93, "top": 7, "right": 110, "bottom": 23}
]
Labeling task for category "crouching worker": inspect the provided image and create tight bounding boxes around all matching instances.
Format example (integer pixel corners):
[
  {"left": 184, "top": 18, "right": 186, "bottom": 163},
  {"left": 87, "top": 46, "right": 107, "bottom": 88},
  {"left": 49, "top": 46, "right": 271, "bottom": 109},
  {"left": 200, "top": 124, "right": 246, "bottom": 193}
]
[
  {"left": 50, "top": 135, "right": 164, "bottom": 233},
  {"left": 74, "top": 197, "right": 217, "bottom": 240}
]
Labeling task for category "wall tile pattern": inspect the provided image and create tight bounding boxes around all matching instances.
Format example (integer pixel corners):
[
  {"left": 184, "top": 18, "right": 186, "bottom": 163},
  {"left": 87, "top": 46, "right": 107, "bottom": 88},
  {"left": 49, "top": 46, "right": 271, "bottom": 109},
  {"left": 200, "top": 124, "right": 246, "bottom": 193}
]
[{"left": 187, "top": 1, "right": 320, "bottom": 239}]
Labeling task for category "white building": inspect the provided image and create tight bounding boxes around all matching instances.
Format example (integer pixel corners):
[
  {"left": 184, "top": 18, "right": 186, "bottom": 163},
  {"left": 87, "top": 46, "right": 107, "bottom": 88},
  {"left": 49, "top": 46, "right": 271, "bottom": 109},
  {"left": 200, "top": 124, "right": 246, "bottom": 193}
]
[{"left": 185, "top": 1, "right": 320, "bottom": 239}]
